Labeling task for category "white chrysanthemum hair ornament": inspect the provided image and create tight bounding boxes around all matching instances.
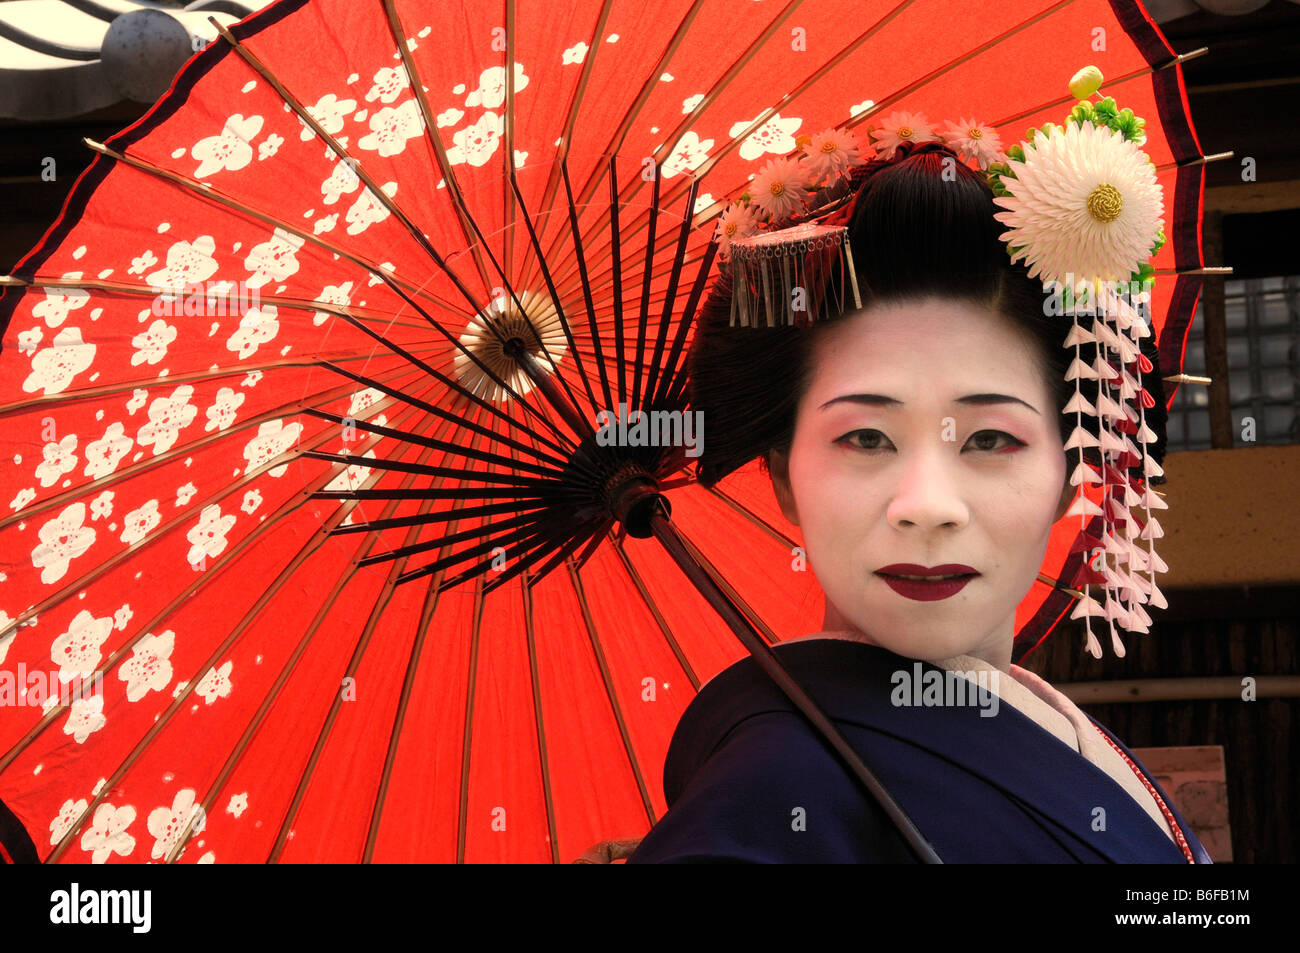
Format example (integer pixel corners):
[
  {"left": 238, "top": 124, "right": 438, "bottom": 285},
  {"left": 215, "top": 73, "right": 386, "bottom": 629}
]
[
  {"left": 989, "top": 66, "right": 1169, "bottom": 660},
  {"left": 716, "top": 65, "right": 1172, "bottom": 659}
]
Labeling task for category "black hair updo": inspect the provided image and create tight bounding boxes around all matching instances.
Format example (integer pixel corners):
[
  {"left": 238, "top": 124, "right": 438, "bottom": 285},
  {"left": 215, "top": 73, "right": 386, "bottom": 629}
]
[{"left": 687, "top": 140, "right": 1169, "bottom": 488}]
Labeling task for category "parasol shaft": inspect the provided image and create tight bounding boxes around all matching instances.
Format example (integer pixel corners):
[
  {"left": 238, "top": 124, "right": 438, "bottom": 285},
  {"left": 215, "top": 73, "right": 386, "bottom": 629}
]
[{"left": 646, "top": 504, "right": 943, "bottom": 864}]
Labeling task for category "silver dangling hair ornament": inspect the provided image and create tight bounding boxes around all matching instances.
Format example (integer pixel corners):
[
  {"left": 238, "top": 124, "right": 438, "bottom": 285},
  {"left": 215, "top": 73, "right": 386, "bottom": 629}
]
[{"left": 727, "top": 223, "right": 861, "bottom": 330}]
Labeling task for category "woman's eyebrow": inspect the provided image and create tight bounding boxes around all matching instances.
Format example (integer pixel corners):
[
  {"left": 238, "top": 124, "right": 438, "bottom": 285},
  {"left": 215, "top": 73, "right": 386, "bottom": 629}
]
[{"left": 819, "top": 393, "right": 1040, "bottom": 415}]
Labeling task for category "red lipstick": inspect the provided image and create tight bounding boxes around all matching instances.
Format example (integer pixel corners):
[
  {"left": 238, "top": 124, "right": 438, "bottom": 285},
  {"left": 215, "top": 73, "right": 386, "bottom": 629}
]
[{"left": 874, "top": 563, "right": 978, "bottom": 602}]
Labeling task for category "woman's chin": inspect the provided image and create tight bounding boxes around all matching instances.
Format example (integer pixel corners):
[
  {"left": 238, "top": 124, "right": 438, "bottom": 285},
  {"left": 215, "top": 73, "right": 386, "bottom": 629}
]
[{"left": 846, "top": 618, "right": 993, "bottom": 662}]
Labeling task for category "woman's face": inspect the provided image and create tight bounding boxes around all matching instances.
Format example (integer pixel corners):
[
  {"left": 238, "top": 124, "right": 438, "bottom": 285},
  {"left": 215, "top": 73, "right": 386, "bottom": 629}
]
[{"left": 769, "top": 296, "right": 1074, "bottom": 667}]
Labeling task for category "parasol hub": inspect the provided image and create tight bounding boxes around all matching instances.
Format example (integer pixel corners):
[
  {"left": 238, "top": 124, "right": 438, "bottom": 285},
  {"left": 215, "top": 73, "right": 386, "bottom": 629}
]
[{"left": 453, "top": 289, "right": 568, "bottom": 402}]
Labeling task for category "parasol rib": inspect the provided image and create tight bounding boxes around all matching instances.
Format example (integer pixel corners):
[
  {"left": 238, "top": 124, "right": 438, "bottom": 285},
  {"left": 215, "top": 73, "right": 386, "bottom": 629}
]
[
  {"left": 490, "top": 525, "right": 608, "bottom": 604},
  {"left": 44, "top": 385, "right": 440, "bottom": 861},
  {"left": 0, "top": 365, "right": 422, "bottom": 711},
  {"left": 0, "top": 359, "right": 424, "bottom": 547},
  {"left": 412, "top": 520, "right": 583, "bottom": 590},
  {"left": 324, "top": 497, "right": 549, "bottom": 528},
  {"left": 316, "top": 357, "right": 574, "bottom": 460},
  {"left": 532, "top": 0, "right": 802, "bottom": 281},
  {"left": 846, "top": 0, "right": 1079, "bottom": 130},
  {"left": 659, "top": 239, "right": 718, "bottom": 409},
  {"left": 989, "top": 47, "right": 1210, "bottom": 129},
  {"left": 1157, "top": 266, "right": 1234, "bottom": 277},
  {"left": 606, "top": 157, "right": 627, "bottom": 403},
  {"left": 645, "top": 177, "right": 703, "bottom": 409},
  {"left": 557, "top": 159, "right": 614, "bottom": 413},
  {"left": 705, "top": 485, "right": 802, "bottom": 553},
  {"left": 0, "top": 341, "right": 433, "bottom": 435},
  {"left": 520, "top": 0, "right": 616, "bottom": 289},
  {"left": 674, "top": 528, "right": 781, "bottom": 646},
  {"left": 209, "top": 19, "right": 486, "bottom": 320},
  {"left": 507, "top": 170, "right": 604, "bottom": 419},
  {"left": 642, "top": 0, "right": 803, "bottom": 169},
  {"left": 510, "top": 405, "right": 563, "bottom": 864},
  {"left": 81, "top": 138, "right": 575, "bottom": 451},
  {"left": 0, "top": 274, "right": 436, "bottom": 333},
  {"left": 360, "top": 535, "right": 458, "bottom": 861},
  {"left": 551, "top": 0, "right": 921, "bottom": 273},
  {"left": 263, "top": 524, "right": 421, "bottom": 860},
  {"left": 381, "top": 0, "right": 494, "bottom": 293},
  {"left": 1159, "top": 150, "right": 1232, "bottom": 171},
  {"left": 568, "top": 0, "right": 709, "bottom": 211},
  {"left": 363, "top": 489, "right": 489, "bottom": 861},
  {"left": 472, "top": 517, "right": 601, "bottom": 595},
  {"left": 303, "top": 453, "right": 548, "bottom": 489},
  {"left": 354, "top": 509, "right": 555, "bottom": 569},
  {"left": 267, "top": 403, "right": 485, "bottom": 862},
  {"left": 631, "top": 166, "right": 659, "bottom": 411},
  {"left": 210, "top": 15, "right": 593, "bottom": 425},
  {"left": 167, "top": 399, "right": 469, "bottom": 863},
  {"left": 565, "top": 559, "right": 659, "bottom": 829},
  {"left": 503, "top": 0, "right": 518, "bottom": 281},
  {"left": 299, "top": 409, "right": 565, "bottom": 477},
  {"left": 521, "top": 571, "right": 562, "bottom": 863},
  {"left": 456, "top": 577, "right": 486, "bottom": 864},
  {"left": 609, "top": 535, "right": 702, "bottom": 692}
]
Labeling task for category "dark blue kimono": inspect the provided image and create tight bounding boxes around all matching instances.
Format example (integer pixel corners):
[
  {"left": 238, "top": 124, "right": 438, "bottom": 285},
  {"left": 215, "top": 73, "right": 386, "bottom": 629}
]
[{"left": 627, "top": 639, "right": 1211, "bottom": 864}]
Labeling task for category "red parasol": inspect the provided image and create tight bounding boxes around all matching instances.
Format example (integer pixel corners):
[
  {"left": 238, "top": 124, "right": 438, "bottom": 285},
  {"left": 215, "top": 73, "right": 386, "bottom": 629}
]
[{"left": 0, "top": 0, "right": 1210, "bottom": 863}]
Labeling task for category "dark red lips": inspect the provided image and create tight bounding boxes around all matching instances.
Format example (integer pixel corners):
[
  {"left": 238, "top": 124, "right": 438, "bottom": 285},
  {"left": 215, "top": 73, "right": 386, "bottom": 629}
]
[
  {"left": 874, "top": 564, "right": 979, "bottom": 602},
  {"left": 876, "top": 563, "right": 977, "bottom": 577}
]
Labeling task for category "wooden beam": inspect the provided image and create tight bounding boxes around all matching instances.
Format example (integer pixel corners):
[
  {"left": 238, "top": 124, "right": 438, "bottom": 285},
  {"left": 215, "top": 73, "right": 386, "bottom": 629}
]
[
  {"left": 1057, "top": 676, "right": 1300, "bottom": 704},
  {"left": 1205, "top": 178, "right": 1300, "bottom": 215}
]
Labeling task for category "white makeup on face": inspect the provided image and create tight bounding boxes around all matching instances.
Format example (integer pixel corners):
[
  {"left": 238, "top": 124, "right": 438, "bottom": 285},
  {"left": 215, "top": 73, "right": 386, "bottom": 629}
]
[{"left": 770, "top": 297, "right": 1072, "bottom": 671}]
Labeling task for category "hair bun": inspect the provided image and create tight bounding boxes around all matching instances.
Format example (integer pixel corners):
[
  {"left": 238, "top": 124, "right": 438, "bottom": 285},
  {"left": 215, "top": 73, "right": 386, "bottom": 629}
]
[
  {"left": 821, "top": 139, "right": 978, "bottom": 231},
  {"left": 847, "top": 139, "right": 965, "bottom": 184}
]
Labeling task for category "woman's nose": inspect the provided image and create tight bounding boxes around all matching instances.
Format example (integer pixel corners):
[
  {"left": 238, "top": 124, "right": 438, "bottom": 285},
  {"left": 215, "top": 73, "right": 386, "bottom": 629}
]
[{"left": 885, "top": 443, "right": 969, "bottom": 531}]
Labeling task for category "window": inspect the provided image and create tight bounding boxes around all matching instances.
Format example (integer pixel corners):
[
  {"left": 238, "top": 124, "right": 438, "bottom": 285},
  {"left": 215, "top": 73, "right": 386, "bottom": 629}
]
[{"left": 1165, "top": 276, "right": 1300, "bottom": 450}]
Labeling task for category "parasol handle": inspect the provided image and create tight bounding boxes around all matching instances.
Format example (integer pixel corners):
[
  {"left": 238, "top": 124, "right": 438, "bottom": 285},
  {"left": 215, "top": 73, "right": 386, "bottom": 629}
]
[{"left": 645, "top": 500, "right": 943, "bottom": 864}]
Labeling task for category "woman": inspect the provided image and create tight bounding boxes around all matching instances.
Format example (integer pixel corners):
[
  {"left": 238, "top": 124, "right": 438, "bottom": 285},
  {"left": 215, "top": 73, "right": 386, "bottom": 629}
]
[{"left": 623, "top": 141, "right": 1210, "bottom": 864}]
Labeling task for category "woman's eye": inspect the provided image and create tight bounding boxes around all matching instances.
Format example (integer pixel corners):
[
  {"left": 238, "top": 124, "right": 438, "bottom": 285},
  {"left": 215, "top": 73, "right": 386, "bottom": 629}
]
[
  {"left": 835, "top": 429, "right": 1024, "bottom": 453},
  {"left": 965, "top": 430, "right": 1025, "bottom": 453},
  {"left": 836, "top": 429, "right": 893, "bottom": 452}
]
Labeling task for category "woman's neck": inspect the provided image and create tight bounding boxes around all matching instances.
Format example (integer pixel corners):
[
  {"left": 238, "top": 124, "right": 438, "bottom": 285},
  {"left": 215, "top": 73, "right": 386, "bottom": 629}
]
[{"left": 807, "top": 602, "right": 1015, "bottom": 674}]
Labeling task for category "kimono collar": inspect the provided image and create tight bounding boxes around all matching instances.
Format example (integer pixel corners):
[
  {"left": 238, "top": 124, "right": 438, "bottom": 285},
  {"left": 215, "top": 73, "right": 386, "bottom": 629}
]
[{"left": 664, "top": 638, "right": 1198, "bottom": 863}]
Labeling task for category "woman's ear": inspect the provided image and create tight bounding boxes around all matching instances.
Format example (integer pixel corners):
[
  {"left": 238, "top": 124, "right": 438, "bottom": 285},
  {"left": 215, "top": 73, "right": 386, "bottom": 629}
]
[{"left": 768, "top": 448, "right": 800, "bottom": 526}]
